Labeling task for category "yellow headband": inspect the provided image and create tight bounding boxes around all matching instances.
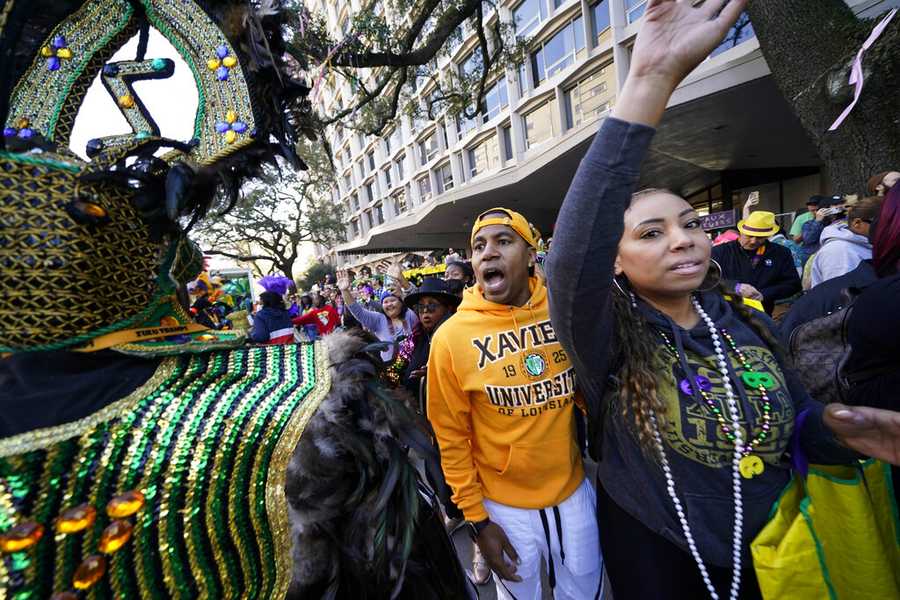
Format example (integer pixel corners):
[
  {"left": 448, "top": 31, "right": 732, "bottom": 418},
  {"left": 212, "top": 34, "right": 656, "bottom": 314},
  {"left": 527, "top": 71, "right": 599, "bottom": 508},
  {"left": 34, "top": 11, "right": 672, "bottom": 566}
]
[{"left": 470, "top": 207, "right": 540, "bottom": 249}]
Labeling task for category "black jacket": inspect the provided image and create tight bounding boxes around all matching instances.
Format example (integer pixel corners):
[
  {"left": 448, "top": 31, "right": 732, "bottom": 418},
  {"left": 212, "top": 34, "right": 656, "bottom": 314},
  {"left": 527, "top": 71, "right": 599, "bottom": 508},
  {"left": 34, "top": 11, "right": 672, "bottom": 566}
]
[{"left": 712, "top": 240, "right": 801, "bottom": 313}]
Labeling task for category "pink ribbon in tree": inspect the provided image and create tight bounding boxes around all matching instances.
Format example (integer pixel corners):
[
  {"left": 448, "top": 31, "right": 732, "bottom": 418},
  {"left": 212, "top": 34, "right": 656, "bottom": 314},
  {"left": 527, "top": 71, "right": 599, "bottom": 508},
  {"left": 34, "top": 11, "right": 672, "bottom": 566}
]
[{"left": 828, "top": 8, "right": 897, "bottom": 131}]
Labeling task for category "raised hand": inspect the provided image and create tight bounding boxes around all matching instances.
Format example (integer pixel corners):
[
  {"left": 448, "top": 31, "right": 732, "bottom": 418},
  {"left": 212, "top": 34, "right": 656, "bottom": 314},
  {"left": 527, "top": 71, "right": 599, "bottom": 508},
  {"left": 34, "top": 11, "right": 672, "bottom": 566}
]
[
  {"left": 336, "top": 270, "right": 352, "bottom": 292},
  {"left": 631, "top": 0, "right": 749, "bottom": 86},
  {"left": 613, "top": 0, "right": 748, "bottom": 127}
]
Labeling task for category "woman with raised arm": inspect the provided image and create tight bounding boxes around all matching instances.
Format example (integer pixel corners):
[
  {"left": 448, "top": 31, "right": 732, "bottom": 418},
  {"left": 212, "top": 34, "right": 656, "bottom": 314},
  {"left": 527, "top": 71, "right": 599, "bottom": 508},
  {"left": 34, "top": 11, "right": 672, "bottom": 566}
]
[{"left": 546, "top": 1, "right": 900, "bottom": 598}]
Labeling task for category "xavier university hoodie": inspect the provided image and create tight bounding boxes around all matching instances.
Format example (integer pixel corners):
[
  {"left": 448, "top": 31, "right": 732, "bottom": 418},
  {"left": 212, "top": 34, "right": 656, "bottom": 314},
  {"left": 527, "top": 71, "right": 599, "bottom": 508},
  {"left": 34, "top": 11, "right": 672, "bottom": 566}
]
[
  {"left": 426, "top": 277, "right": 583, "bottom": 522},
  {"left": 547, "top": 117, "right": 856, "bottom": 567}
]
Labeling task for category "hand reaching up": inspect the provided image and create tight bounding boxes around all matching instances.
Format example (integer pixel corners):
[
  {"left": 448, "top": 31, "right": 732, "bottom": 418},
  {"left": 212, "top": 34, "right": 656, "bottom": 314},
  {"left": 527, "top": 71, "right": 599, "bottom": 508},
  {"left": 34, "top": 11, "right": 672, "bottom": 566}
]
[{"left": 336, "top": 270, "right": 352, "bottom": 292}]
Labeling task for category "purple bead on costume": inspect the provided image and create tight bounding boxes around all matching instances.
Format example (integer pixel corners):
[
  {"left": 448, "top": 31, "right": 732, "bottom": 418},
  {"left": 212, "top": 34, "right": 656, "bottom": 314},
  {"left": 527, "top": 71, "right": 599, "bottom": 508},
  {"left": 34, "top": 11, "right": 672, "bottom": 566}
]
[
  {"left": 18, "top": 128, "right": 34, "bottom": 139},
  {"left": 52, "top": 35, "right": 67, "bottom": 50},
  {"left": 679, "top": 378, "right": 693, "bottom": 396},
  {"left": 231, "top": 121, "right": 247, "bottom": 134},
  {"left": 3, "top": 127, "right": 16, "bottom": 137},
  {"left": 695, "top": 375, "right": 713, "bottom": 393},
  {"left": 216, "top": 44, "right": 229, "bottom": 59},
  {"left": 215, "top": 122, "right": 230, "bottom": 133},
  {"left": 47, "top": 57, "right": 61, "bottom": 71},
  {"left": 216, "top": 66, "right": 229, "bottom": 81}
]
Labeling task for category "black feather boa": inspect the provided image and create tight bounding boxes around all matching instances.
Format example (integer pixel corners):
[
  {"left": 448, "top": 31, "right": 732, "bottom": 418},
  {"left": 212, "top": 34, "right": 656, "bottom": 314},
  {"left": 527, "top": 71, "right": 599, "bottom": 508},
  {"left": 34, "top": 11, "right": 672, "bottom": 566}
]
[{"left": 285, "top": 331, "right": 473, "bottom": 599}]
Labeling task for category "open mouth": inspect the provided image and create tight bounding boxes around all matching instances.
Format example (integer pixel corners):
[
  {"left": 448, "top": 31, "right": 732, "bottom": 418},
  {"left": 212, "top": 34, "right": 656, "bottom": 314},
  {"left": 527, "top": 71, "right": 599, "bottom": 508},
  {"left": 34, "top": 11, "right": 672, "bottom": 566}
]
[
  {"left": 669, "top": 260, "right": 705, "bottom": 276},
  {"left": 481, "top": 266, "right": 506, "bottom": 293}
]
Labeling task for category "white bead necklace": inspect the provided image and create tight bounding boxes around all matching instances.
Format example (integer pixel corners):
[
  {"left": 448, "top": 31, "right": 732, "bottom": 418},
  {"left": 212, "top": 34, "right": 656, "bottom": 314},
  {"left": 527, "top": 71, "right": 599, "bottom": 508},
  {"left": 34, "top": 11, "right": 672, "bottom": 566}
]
[{"left": 648, "top": 296, "right": 745, "bottom": 600}]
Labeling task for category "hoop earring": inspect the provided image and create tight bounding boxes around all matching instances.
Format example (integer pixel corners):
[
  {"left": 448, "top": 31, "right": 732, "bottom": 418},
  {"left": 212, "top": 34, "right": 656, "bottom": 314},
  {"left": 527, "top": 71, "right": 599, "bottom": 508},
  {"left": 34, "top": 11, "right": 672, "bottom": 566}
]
[
  {"left": 612, "top": 276, "right": 638, "bottom": 309},
  {"left": 697, "top": 259, "right": 723, "bottom": 293}
]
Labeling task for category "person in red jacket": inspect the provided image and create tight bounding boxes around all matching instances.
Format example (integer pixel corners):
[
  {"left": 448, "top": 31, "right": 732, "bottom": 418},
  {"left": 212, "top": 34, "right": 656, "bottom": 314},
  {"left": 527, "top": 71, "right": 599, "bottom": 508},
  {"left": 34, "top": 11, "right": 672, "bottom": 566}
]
[{"left": 292, "top": 292, "right": 340, "bottom": 336}]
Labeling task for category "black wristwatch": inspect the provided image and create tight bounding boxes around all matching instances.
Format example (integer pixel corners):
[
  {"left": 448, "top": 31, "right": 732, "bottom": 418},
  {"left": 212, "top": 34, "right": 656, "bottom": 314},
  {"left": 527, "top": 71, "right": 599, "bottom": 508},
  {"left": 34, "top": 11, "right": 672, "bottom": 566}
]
[{"left": 470, "top": 518, "right": 491, "bottom": 538}]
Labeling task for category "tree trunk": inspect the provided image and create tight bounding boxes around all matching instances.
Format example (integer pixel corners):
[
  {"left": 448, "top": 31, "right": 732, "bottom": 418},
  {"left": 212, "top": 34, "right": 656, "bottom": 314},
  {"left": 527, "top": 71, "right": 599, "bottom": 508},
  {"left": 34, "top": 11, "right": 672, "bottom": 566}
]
[{"left": 748, "top": 0, "right": 900, "bottom": 194}]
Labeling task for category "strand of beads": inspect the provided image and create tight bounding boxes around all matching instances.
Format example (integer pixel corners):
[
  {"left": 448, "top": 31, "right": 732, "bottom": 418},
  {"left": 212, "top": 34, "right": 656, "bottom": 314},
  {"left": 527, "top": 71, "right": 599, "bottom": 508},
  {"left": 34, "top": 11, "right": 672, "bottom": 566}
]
[{"left": 658, "top": 331, "right": 772, "bottom": 460}]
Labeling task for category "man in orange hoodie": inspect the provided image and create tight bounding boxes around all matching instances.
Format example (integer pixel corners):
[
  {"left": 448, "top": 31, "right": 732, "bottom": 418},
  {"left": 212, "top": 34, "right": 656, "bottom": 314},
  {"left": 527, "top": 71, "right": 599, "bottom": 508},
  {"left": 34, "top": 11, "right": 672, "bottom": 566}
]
[{"left": 427, "top": 208, "right": 604, "bottom": 599}]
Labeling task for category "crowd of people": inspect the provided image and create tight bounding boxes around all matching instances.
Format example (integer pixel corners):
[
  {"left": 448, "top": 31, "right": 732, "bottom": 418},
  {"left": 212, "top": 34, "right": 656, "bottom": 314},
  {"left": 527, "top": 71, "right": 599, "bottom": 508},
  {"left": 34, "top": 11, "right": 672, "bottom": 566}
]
[{"left": 172, "top": 2, "right": 900, "bottom": 599}]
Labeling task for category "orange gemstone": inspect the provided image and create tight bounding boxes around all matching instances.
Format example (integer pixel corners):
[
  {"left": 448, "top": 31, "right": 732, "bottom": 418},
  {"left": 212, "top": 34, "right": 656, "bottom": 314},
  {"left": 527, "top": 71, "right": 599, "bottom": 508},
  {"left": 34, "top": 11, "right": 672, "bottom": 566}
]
[
  {"left": 50, "top": 592, "right": 78, "bottom": 600},
  {"left": 159, "top": 316, "right": 180, "bottom": 327},
  {"left": 98, "top": 520, "right": 133, "bottom": 554},
  {"left": 73, "top": 555, "right": 106, "bottom": 590},
  {"left": 106, "top": 490, "right": 145, "bottom": 518},
  {"left": 118, "top": 95, "right": 135, "bottom": 109},
  {"left": 56, "top": 504, "right": 96, "bottom": 534},
  {"left": 15, "top": 117, "right": 29, "bottom": 129},
  {"left": 80, "top": 202, "right": 107, "bottom": 218},
  {"left": 0, "top": 520, "right": 44, "bottom": 553},
  {"left": 196, "top": 334, "right": 219, "bottom": 342}
]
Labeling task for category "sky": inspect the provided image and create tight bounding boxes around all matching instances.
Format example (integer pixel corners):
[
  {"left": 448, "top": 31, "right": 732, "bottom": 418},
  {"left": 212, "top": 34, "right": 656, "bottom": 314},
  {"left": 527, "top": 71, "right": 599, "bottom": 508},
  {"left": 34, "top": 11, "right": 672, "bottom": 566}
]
[{"left": 70, "top": 29, "right": 318, "bottom": 274}]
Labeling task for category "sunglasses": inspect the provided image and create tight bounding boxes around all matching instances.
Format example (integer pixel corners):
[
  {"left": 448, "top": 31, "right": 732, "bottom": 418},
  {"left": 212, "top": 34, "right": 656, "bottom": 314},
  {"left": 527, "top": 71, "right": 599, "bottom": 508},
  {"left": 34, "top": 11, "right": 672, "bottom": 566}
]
[{"left": 414, "top": 302, "right": 444, "bottom": 314}]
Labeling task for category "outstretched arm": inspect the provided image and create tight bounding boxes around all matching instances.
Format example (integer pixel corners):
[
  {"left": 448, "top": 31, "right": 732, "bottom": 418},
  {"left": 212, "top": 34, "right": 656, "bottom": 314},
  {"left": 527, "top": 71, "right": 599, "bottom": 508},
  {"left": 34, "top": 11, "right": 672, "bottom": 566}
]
[{"left": 547, "top": 0, "right": 748, "bottom": 412}]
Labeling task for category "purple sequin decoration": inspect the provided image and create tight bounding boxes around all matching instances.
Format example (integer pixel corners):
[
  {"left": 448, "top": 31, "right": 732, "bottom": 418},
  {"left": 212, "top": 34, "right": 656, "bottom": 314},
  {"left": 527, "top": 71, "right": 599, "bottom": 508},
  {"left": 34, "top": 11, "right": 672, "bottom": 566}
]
[
  {"left": 18, "top": 128, "right": 34, "bottom": 139},
  {"left": 231, "top": 121, "right": 247, "bottom": 134},
  {"left": 51, "top": 35, "right": 67, "bottom": 50},
  {"left": 216, "top": 66, "right": 229, "bottom": 81},
  {"left": 215, "top": 122, "right": 230, "bottom": 133},
  {"left": 679, "top": 378, "right": 693, "bottom": 396},
  {"left": 3, "top": 127, "right": 16, "bottom": 137},
  {"left": 216, "top": 44, "right": 229, "bottom": 59},
  {"left": 47, "top": 57, "right": 61, "bottom": 71}
]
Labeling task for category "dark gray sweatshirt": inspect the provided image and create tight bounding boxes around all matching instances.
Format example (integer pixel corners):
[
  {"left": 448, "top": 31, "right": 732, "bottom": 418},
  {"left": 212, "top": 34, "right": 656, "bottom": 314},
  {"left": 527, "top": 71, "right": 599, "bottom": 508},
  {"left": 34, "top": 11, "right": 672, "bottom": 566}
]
[{"left": 546, "top": 117, "right": 854, "bottom": 567}]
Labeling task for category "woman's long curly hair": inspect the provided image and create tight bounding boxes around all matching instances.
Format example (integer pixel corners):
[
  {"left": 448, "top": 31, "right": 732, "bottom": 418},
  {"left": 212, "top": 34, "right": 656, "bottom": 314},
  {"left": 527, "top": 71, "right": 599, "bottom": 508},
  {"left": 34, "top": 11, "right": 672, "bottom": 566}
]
[{"left": 610, "top": 190, "right": 787, "bottom": 451}]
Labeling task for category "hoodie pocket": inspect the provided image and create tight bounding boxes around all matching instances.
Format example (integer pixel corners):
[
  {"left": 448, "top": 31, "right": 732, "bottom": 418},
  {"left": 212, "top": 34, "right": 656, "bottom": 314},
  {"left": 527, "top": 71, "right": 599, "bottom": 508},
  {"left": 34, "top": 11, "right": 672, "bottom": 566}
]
[
  {"left": 683, "top": 476, "right": 787, "bottom": 568},
  {"left": 497, "top": 436, "right": 579, "bottom": 494}
]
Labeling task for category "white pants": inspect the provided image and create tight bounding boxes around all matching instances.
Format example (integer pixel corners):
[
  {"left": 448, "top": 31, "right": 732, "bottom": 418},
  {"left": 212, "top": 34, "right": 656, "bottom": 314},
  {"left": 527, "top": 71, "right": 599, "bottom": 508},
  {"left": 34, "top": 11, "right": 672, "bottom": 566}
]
[{"left": 484, "top": 478, "right": 604, "bottom": 600}]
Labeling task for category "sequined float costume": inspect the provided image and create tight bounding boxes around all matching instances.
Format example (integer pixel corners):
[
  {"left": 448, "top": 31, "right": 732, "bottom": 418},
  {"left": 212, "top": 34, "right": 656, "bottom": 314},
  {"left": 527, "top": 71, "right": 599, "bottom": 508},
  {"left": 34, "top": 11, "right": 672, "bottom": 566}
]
[{"left": 0, "top": 1, "right": 470, "bottom": 598}]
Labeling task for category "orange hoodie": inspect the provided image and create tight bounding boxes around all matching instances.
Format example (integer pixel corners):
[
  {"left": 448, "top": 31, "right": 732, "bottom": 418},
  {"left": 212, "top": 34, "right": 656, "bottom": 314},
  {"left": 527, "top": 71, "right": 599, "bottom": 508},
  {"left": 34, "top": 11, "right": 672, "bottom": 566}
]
[{"left": 426, "top": 277, "right": 583, "bottom": 522}]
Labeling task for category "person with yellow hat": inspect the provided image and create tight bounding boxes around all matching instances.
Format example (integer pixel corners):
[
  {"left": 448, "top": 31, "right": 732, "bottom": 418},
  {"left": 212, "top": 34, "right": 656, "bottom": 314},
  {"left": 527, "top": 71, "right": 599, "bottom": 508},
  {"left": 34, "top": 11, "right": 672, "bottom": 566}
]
[
  {"left": 711, "top": 210, "right": 801, "bottom": 313},
  {"left": 426, "top": 207, "right": 604, "bottom": 598}
]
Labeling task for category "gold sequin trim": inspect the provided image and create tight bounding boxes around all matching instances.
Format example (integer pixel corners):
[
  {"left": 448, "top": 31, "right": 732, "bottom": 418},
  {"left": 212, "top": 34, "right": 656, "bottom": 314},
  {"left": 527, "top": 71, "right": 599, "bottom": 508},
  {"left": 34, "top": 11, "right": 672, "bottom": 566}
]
[
  {"left": 267, "top": 342, "right": 331, "bottom": 598},
  {"left": 0, "top": 360, "right": 176, "bottom": 458}
]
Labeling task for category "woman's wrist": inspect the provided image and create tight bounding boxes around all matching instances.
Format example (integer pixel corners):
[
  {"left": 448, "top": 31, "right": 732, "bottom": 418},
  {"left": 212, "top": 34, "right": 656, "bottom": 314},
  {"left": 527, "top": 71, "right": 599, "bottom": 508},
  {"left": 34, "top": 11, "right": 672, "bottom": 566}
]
[{"left": 611, "top": 74, "right": 678, "bottom": 128}]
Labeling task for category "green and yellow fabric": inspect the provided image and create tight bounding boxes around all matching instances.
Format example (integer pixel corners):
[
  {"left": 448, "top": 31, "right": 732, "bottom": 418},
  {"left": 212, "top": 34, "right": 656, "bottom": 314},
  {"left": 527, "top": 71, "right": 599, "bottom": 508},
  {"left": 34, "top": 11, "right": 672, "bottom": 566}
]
[
  {"left": 752, "top": 460, "right": 900, "bottom": 599},
  {"left": 0, "top": 343, "right": 328, "bottom": 599}
]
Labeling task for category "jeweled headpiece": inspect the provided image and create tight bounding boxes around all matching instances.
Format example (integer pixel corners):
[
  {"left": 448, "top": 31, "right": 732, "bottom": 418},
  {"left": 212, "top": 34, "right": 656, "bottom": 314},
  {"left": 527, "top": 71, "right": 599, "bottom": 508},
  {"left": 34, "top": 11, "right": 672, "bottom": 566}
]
[{"left": 0, "top": 0, "right": 311, "bottom": 352}]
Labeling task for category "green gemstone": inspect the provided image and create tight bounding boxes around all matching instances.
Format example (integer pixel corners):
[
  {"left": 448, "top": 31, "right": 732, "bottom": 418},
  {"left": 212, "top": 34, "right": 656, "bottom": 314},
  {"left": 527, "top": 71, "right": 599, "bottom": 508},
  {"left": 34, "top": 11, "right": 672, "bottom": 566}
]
[{"left": 151, "top": 58, "right": 166, "bottom": 71}]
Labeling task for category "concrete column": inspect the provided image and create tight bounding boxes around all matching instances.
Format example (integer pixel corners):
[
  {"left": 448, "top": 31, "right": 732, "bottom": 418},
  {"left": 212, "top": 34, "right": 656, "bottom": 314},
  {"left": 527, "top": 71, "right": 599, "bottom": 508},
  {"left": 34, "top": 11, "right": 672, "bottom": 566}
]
[{"left": 450, "top": 151, "right": 464, "bottom": 188}]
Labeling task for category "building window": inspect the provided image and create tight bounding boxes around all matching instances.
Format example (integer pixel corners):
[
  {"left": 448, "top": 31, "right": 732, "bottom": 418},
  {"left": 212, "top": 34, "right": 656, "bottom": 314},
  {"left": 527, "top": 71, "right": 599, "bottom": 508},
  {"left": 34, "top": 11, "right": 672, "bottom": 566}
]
[
  {"left": 364, "top": 181, "right": 376, "bottom": 204},
  {"left": 417, "top": 175, "right": 432, "bottom": 201},
  {"left": 356, "top": 131, "right": 366, "bottom": 149},
  {"left": 563, "top": 64, "right": 616, "bottom": 129},
  {"left": 383, "top": 132, "right": 392, "bottom": 155},
  {"left": 710, "top": 12, "right": 754, "bottom": 58},
  {"left": 530, "top": 16, "right": 586, "bottom": 86},
  {"left": 355, "top": 160, "right": 364, "bottom": 181},
  {"left": 383, "top": 166, "right": 392, "bottom": 190},
  {"left": 393, "top": 189, "right": 408, "bottom": 214},
  {"left": 435, "top": 163, "right": 454, "bottom": 193},
  {"left": 396, "top": 154, "right": 405, "bottom": 180},
  {"left": 502, "top": 125, "right": 514, "bottom": 161},
  {"left": 468, "top": 135, "right": 500, "bottom": 178},
  {"left": 419, "top": 133, "right": 439, "bottom": 165},
  {"left": 514, "top": 0, "right": 548, "bottom": 38},
  {"left": 590, "top": 0, "right": 611, "bottom": 45},
  {"left": 523, "top": 98, "right": 559, "bottom": 149},
  {"left": 481, "top": 79, "right": 509, "bottom": 124},
  {"left": 373, "top": 202, "right": 384, "bottom": 225},
  {"left": 350, "top": 218, "right": 360, "bottom": 237},
  {"left": 461, "top": 48, "right": 483, "bottom": 78},
  {"left": 625, "top": 0, "right": 646, "bottom": 24},
  {"left": 457, "top": 112, "right": 478, "bottom": 139},
  {"left": 349, "top": 193, "right": 359, "bottom": 212},
  {"left": 364, "top": 209, "right": 373, "bottom": 229},
  {"left": 366, "top": 151, "right": 375, "bottom": 172}
]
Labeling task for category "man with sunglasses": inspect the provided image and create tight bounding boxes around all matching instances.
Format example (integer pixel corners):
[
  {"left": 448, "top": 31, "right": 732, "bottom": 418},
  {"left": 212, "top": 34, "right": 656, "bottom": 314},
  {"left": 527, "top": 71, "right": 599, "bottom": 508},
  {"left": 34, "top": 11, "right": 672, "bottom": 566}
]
[{"left": 427, "top": 208, "right": 602, "bottom": 599}]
